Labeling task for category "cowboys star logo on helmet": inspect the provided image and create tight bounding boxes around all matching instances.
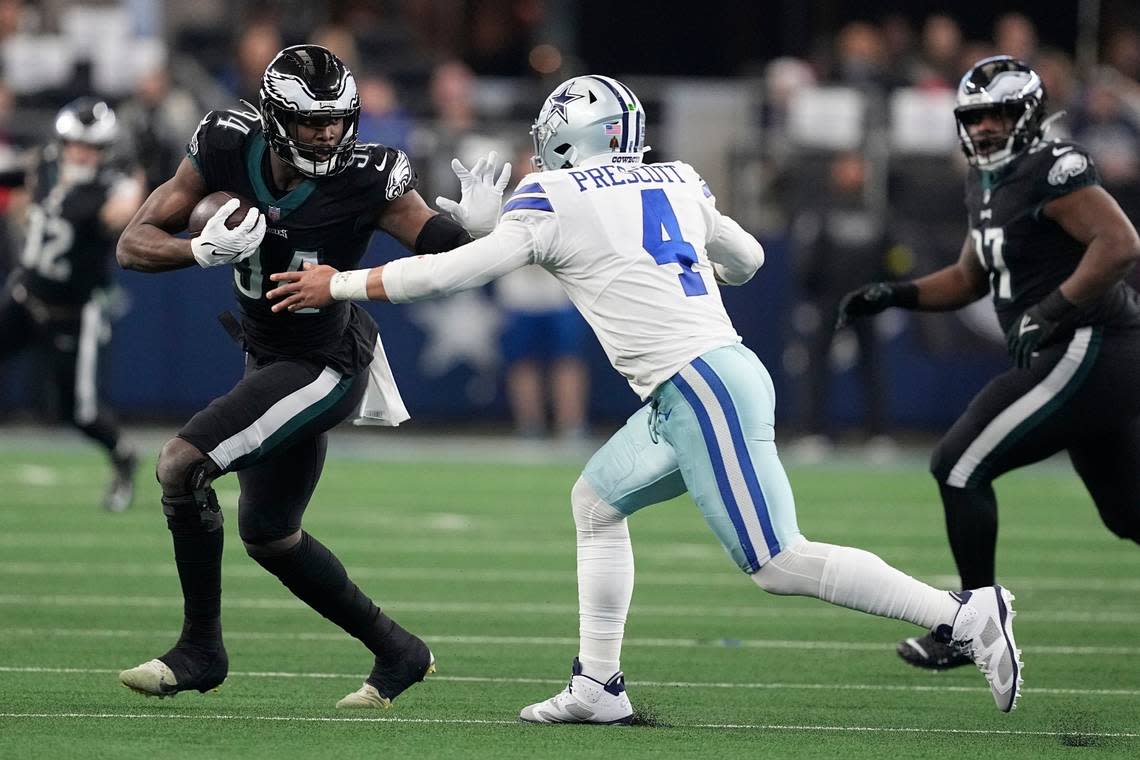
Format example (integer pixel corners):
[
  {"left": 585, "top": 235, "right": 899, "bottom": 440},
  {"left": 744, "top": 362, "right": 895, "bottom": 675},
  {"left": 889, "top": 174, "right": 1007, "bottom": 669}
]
[
  {"left": 259, "top": 44, "right": 361, "bottom": 178},
  {"left": 530, "top": 75, "right": 649, "bottom": 171},
  {"left": 546, "top": 83, "right": 584, "bottom": 125}
]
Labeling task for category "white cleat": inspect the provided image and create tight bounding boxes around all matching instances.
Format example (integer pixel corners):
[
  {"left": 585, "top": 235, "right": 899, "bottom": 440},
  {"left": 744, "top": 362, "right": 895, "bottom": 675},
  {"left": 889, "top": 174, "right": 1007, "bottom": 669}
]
[
  {"left": 119, "top": 659, "right": 178, "bottom": 698},
  {"left": 950, "top": 585, "right": 1023, "bottom": 712},
  {"left": 519, "top": 658, "right": 634, "bottom": 725},
  {"left": 336, "top": 682, "right": 390, "bottom": 709},
  {"left": 336, "top": 651, "right": 436, "bottom": 709}
]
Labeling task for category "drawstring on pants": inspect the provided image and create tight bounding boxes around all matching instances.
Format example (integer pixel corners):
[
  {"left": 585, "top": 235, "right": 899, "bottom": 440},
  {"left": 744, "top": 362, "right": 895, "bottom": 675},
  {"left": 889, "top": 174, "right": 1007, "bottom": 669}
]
[{"left": 648, "top": 399, "right": 661, "bottom": 444}]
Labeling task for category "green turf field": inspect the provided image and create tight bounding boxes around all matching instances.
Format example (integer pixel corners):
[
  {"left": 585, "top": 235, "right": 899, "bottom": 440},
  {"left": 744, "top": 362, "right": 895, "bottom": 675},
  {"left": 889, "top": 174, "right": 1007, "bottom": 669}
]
[{"left": 1, "top": 435, "right": 1137, "bottom": 758}]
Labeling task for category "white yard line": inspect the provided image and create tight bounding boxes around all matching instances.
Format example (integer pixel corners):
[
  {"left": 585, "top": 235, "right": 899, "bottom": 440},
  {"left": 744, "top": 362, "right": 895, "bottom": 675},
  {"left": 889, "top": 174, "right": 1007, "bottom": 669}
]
[
  {"left": 0, "top": 711, "right": 1134, "bottom": 738},
  {"left": 1, "top": 560, "right": 1138, "bottom": 592},
  {"left": 1, "top": 665, "right": 1137, "bottom": 697},
  {"left": 2, "top": 592, "right": 1138, "bottom": 624},
  {"left": 3, "top": 627, "right": 1137, "bottom": 657}
]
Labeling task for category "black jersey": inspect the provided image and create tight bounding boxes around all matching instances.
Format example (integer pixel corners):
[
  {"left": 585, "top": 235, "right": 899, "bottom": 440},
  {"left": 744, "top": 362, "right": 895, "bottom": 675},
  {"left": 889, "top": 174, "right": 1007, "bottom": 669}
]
[
  {"left": 965, "top": 138, "right": 1140, "bottom": 337},
  {"left": 186, "top": 107, "right": 418, "bottom": 372},
  {"left": 18, "top": 147, "right": 126, "bottom": 305}
]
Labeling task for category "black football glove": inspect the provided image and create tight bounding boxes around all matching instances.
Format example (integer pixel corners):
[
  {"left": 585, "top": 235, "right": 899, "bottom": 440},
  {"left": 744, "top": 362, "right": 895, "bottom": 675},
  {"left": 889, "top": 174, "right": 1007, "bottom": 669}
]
[
  {"left": 835, "top": 282, "right": 918, "bottom": 329},
  {"left": 1006, "top": 289, "right": 1077, "bottom": 369}
]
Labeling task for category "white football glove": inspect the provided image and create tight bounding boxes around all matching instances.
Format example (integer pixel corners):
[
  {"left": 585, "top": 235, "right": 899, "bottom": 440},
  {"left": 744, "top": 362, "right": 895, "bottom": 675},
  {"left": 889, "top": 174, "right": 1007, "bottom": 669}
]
[
  {"left": 190, "top": 198, "right": 266, "bottom": 268},
  {"left": 435, "top": 151, "right": 512, "bottom": 238}
]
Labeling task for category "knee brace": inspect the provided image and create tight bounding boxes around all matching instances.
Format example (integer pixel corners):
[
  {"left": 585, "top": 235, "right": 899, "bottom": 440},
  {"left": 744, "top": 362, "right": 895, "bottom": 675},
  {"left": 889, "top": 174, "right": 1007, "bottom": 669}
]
[
  {"left": 752, "top": 537, "right": 824, "bottom": 596},
  {"left": 161, "top": 458, "right": 223, "bottom": 534},
  {"left": 571, "top": 477, "right": 627, "bottom": 534}
]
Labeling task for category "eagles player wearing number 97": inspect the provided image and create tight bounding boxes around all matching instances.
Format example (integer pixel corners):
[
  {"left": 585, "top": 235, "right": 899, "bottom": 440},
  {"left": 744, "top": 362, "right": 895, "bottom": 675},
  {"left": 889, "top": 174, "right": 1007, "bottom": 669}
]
[
  {"left": 269, "top": 75, "right": 1025, "bottom": 719},
  {"left": 837, "top": 56, "right": 1140, "bottom": 671},
  {"left": 0, "top": 98, "right": 144, "bottom": 512},
  {"left": 114, "top": 45, "right": 509, "bottom": 707}
]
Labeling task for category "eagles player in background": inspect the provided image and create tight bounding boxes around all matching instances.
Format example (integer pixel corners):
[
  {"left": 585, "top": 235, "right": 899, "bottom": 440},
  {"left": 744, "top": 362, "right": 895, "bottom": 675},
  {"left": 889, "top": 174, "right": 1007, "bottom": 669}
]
[
  {"left": 0, "top": 98, "right": 143, "bottom": 511},
  {"left": 115, "top": 45, "right": 508, "bottom": 707},
  {"left": 269, "top": 74, "right": 1024, "bottom": 719},
  {"left": 837, "top": 56, "right": 1140, "bottom": 670}
]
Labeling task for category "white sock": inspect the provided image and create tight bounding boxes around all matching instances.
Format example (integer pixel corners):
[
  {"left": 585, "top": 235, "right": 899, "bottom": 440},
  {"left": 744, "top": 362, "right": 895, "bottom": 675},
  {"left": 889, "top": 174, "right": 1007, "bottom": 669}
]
[
  {"left": 752, "top": 537, "right": 960, "bottom": 630},
  {"left": 571, "top": 477, "right": 633, "bottom": 680}
]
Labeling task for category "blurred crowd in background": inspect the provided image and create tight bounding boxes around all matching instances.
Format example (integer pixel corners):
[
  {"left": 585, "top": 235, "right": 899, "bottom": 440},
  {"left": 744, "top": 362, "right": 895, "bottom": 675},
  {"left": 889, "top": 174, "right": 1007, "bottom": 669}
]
[{"left": 2, "top": 0, "right": 1140, "bottom": 446}]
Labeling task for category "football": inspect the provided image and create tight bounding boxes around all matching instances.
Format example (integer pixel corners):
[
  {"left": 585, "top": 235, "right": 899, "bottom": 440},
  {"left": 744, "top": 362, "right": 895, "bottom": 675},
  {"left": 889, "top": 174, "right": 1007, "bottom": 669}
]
[{"left": 187, "top": 191, "right": 257, "bottom": 235}]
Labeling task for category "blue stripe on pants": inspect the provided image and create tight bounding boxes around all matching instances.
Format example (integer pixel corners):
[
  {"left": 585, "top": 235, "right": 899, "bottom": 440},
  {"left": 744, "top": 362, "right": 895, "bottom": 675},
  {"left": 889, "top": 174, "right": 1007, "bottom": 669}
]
[
  {"left": 671, "top": 372, "right": 760, "bottom": 572},
  {"left": 692, "top": 357, "right": 783, "bottom": 560}
]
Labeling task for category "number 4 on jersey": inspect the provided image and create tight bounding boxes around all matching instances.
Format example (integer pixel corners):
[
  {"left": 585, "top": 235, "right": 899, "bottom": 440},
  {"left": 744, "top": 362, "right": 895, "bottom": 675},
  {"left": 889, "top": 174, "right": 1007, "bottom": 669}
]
[{"left": 641, "top": 188, "right": 707, "bottom": 297}]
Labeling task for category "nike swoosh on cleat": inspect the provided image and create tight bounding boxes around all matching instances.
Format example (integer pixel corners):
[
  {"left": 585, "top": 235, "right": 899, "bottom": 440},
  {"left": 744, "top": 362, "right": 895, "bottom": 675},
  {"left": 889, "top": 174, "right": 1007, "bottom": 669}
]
[{"left": 903, "top": 638, "right": 929, "bottom": 658}]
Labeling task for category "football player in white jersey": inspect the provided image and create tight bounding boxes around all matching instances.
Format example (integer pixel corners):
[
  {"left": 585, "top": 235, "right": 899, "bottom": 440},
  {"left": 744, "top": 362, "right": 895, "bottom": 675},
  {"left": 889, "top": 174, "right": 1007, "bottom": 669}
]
[{"left": 266, "top": 75, "right": 1024, "bottom": 719}]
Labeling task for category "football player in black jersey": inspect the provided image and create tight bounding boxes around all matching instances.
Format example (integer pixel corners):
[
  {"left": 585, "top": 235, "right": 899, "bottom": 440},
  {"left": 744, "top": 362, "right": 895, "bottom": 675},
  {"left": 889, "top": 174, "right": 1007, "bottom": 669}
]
[
  {"left": 837, "top": 56, "right": 1140, "bottom": 670},
  {"left": 0, "top": 98, "right": 143, "bottom": 511},
  {"left": 114, "top": 45, "right": 509, "bottom": 707}
]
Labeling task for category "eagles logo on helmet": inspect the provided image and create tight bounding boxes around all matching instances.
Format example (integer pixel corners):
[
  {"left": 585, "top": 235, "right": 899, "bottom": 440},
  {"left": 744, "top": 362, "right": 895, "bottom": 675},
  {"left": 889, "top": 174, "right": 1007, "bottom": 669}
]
[
  {"left": 954, "top": 55, "right": 1047, "bottom": 171},
  {"left": 259, "top": 44, "right": 361, "bottom": 178}
]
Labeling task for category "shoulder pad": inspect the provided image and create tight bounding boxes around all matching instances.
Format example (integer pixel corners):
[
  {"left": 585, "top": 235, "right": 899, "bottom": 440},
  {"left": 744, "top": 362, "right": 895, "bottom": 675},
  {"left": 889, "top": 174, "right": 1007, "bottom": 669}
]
[
  {"left": 502, "top": 174, "right": 555, "bottom": 216},
  {"left": 346, "top": 143, "right": 416, "bottom": 199},
  {"left": 662, "top": 160, "right": 715, "bottom": 199},
  {"left": 512, "top": 170, "right": 546, "bottom": 190},
  {"left": 1027, "top": 140, "right": 1097, "bottom": 194},
  {"left": 188, "top": 108, "right": 261, "bottom": 158}
]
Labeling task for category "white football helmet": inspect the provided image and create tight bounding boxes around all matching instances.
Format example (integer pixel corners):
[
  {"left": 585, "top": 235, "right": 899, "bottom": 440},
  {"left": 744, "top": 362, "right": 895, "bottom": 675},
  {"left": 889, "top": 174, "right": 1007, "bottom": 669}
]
[
  {"left": 54, "top": 98, "right": 118, "bottom": 147},
  {"left": 530, "top": 75, "right": 648, "bottom": 171}
]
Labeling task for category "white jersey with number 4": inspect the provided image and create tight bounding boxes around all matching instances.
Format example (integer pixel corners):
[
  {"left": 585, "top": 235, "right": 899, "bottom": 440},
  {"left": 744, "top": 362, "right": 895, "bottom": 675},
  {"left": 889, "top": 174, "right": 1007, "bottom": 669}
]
[{"left": 382, "top": 157, "right": 765, "bottom": 399}]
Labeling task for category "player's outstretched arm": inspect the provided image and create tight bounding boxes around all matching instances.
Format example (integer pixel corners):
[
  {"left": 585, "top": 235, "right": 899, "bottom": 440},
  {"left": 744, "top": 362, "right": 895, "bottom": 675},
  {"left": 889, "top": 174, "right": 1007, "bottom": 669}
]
[
  {"left": 836, "top": 235, "right": 989, "bottom": 329},
  {"left": 909, "top": 234, "right": 991, "bottom": 309},
  {"left": 375, "top": 189, "right": 477, "bottom": 257},
  {"left": 116, "top": 158, "right": 207, "bottom": 272},
  {"left": 268, "top": 220, "right": 537, "bottom": 311},
  {"left": 267, "top": 262, "right": 389, "bottom": 311}
]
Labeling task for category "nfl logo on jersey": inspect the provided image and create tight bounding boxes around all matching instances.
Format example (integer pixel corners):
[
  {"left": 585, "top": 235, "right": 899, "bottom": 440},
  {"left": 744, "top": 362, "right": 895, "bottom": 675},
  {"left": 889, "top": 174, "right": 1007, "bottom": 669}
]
[{"left": 268, "top": 206, "right": 281, "bottom": 223}]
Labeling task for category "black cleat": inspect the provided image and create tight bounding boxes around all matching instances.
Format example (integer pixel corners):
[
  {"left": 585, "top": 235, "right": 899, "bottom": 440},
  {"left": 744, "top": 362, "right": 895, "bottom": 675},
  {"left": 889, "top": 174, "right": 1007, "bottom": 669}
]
[
  {"left": 120, "top": 645, "right": 228, "bottom": 697},
  {"left": 103, "top": 451, "right": 138, "bottom": 512},
  {"left": 897, "top": 632, "right": 972, "bottom": 670}
]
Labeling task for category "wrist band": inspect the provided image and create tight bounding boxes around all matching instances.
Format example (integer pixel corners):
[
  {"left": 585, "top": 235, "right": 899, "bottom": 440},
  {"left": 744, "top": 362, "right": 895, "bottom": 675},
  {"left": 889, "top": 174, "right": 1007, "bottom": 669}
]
[
  {"left": 1037, "top": 288, "right": 1077, "bottom": 321},
  {"left": 329, "top": 269, "right": 370, "bottom": 301},
  {"left": 890, "top": 281, "right": 919, "bottom": 309}
]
